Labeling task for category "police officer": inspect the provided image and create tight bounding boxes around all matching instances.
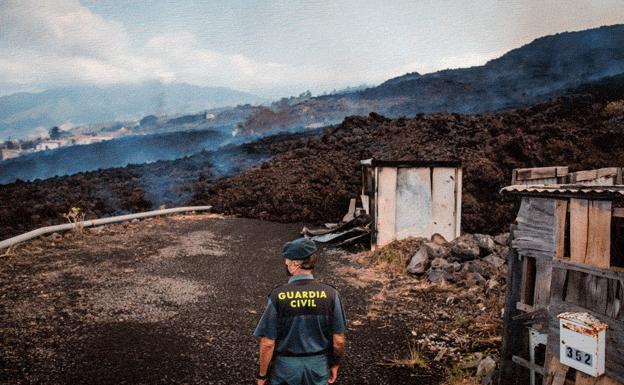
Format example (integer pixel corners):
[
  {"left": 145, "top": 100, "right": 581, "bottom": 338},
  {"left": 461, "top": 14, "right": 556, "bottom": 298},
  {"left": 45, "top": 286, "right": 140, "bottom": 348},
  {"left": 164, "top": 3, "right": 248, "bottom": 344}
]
[{"left": 254, "top": 238, "right": 347, "bottom": 385}]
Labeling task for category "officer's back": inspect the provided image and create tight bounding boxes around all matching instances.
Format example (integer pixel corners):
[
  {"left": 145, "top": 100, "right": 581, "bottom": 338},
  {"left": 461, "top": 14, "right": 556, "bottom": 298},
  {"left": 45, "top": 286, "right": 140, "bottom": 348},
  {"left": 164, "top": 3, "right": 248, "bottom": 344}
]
[{"left": 253, "top": 238, "right": 346, "bottom": 385}]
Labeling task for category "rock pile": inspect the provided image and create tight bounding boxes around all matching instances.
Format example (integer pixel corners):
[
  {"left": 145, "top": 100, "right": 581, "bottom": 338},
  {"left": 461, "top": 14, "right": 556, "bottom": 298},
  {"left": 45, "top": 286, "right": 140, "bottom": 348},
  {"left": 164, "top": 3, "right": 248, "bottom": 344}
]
[
  {"left": 361, "top": 232, "right": 508, "bottom": 383},
  {"left": 404, "top": 233, "right": 509, "bottom": 287}
]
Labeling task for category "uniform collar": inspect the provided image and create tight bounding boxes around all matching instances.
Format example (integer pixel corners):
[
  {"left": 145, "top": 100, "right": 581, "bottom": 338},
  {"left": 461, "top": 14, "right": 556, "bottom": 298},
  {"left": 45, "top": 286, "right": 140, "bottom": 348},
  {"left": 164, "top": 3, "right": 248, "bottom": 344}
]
[{"left": 288, "top": 274, "right": 314, "bottom": 283}]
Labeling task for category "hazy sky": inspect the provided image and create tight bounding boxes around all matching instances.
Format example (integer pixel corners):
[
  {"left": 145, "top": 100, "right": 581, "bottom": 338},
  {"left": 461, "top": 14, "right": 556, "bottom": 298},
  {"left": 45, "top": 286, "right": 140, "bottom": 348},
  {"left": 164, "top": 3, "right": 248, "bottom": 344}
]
[{"left": 1, "top": 0, "right": 623, "bottom": 97}]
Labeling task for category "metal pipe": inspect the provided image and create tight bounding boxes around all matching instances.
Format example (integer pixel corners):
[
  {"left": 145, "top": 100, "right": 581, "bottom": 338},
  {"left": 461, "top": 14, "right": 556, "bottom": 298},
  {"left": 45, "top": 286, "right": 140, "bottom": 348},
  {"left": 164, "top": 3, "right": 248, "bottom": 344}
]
[{"left": 0, "top": 206, "right": 213, "bottom": 250}]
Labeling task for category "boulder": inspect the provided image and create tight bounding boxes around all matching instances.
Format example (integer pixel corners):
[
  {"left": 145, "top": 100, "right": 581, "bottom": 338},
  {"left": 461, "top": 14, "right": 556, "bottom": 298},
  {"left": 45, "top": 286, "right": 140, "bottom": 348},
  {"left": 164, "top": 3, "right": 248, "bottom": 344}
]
[
  {"left": 474, "top": 234, "right": 496, "bottom": 254},
  {"left": 407, "top": 246, "right": 429, "bottom": 275},
  {"left": 430, "top": 233, "right": 448, "bottom": 245},
  {"left": 431, "top": 257, "right": 451, "bottom": 270},
  {"left": 424, "top": 242, "right": 449, "bottom": 259},
  {"left": 494, "top": 233, "right": 510, "bottom": 246},
  {"left": 450, "top": 235, "right": 480, "bottom": 261},
  {"left": 494, "top": 245, "right": 510, "bottom": 259},
  {"left": 483, "top": 254, "right": 505, "bottom": 269},
  {"left": 428, "top": 268, "right": 452, "bottom": 284},
  {"left": 466, "top": 272, "right": 486, "bottom": 287},
  {"left": 477, "top": 356, "right": 496, "bottom": 377},
  {"left": 485, "top": 279, "right": 499, "bottom": 294}
]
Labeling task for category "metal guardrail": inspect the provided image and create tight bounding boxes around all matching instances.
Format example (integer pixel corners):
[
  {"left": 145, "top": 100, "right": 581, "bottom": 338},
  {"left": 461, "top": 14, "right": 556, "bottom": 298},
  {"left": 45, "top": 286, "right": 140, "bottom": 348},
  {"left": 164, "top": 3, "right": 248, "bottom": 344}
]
[{"left": 0, "top": 206, "right": 213, "bottom": 250}]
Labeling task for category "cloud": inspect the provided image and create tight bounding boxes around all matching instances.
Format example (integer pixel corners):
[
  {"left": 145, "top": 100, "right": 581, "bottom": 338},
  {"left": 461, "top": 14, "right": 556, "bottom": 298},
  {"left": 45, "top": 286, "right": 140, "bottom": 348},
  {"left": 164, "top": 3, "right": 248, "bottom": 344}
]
[
  {"left": 142, "top": 32, "right": 317, "bottom": 89},
  {"left": 0, "top": 0, "right": 128, "bottom": 59},
  {"left": 0, "top": 1, "right": 505, "bottom": 94},
  {"left": 0, "top": 0, "right": 148, "bottom": 85},
  {"left": 0, "top": 0, "right": 311, "bottom": 90}
]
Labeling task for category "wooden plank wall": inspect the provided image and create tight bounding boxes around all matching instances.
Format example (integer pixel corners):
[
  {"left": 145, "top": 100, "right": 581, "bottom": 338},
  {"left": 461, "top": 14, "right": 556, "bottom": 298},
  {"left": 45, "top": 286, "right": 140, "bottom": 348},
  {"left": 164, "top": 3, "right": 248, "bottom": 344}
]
[
  {"left": 547, "top": 264, "right": 624, "bottom": 383},
  {"left": 373, "top": 166, "right": 462, "bottom": 247},
  {"left": 547, "top": 195, "right": 622, "bottom": 385},
  {"left": 512, "top": 166, "right": 623, "bottom": 186},
  {"left": 431, "top": 167, "right": 459, "bottom": 240},
  {"left": 569, "top": 199, "right": 612, "bottom": 267},
  {"left": 513, "top": 166, "right": 569, "bottom": 185},
  {"left": 568, "top": 168, "right": 621, "bottom": 185},
  {"left": 375, "top": 167, "right": 398, "bottom": 247},
  {"left": 512, "top": 197, "right": 557, "bottom": 259},
  {"left": 500, "top": 197, "right": 565, "bottom": 384},
  {"left": 555, "top": 200, "right": 568, "bottom": 259},
  {"left": 454, "top": 168, "right": 462, "bottom": 239}
]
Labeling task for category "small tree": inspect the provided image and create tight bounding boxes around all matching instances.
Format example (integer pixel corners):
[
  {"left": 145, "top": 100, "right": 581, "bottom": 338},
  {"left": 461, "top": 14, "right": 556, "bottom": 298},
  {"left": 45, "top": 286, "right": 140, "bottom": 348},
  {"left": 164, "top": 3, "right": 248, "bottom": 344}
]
[
  {"left": 49, "top": 126, "right": 61, "bottom": 140},
  {"left": 63, "top": 207, "right": 86, "bottom": 234}
]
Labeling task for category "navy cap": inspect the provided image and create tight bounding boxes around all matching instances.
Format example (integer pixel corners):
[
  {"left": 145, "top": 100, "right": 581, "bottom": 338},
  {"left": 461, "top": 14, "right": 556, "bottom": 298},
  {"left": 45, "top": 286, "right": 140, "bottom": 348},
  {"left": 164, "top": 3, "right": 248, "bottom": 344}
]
[{"left": 282, "top": 238, "right": 318, "bottom": 260}]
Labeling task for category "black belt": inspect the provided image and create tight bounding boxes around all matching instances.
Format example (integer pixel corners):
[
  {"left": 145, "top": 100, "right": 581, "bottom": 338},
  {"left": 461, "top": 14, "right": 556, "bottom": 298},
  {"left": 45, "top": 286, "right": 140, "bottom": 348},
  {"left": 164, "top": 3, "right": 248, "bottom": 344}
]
[{"left": 276, "top": 348, "right": 330, "bottom": 357}]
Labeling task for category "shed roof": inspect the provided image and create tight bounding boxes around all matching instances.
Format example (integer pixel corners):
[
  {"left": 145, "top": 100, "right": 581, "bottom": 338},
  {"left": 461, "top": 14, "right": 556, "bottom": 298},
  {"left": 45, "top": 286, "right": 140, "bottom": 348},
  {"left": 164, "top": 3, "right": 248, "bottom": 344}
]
[
  {"left": 360, "top": 158, "right": 461, "bottom": 168},
  {"left": 500, "top": 184, "right": 624, "bottom": 199}
]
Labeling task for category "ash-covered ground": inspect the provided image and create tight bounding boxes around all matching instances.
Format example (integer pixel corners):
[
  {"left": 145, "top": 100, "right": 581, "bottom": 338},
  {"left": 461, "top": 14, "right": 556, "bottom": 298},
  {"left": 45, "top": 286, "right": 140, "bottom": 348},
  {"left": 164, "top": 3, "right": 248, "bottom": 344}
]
[{"left": 0, "top": 214, "right": 504, "bottom": 385}]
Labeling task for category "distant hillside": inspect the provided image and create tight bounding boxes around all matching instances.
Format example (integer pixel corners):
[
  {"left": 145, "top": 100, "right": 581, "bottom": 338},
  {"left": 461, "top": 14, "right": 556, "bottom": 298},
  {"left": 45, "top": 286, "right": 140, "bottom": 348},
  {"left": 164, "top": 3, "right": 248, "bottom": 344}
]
[
  {"left": 237, "top": 24, "right": 624, "bottom": 134},
  {"left": 0, "top": 82, "right": 266, "bottom": 139}
]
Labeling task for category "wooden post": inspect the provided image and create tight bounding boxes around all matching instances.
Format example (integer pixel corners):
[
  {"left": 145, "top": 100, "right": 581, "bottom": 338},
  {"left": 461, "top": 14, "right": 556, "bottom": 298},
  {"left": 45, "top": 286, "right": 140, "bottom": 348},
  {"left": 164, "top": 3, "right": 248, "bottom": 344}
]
[
  {"left": 499, "top": 227, "right": 527, "bottom": 385},
  {"left": 555, "top": 200, "right": 568, "bottom": 259}
]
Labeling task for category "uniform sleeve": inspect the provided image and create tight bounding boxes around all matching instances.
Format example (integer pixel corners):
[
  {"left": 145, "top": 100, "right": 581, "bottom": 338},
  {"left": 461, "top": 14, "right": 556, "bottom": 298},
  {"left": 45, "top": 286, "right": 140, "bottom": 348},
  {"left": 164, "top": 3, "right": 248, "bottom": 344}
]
[
  {"left": 253, "top": 298, "right": 278, "bottom": 340},
  {"left": 332, "top": 294, "right": 347, "bottom": 334}
]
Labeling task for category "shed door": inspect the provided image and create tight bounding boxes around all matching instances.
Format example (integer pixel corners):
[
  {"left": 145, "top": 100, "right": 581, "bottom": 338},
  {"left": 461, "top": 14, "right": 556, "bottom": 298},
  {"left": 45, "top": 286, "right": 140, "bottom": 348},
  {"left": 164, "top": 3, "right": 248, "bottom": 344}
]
[{"left": 395, "top": 168, "right": 432, "bottom": 240}]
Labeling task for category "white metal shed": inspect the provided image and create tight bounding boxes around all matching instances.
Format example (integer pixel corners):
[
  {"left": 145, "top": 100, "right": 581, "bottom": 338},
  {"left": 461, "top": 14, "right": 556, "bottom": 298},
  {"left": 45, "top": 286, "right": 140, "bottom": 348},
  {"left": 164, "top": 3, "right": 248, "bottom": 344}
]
[{"left": 360, "top": 159, "right": 462, "bottom": 248}]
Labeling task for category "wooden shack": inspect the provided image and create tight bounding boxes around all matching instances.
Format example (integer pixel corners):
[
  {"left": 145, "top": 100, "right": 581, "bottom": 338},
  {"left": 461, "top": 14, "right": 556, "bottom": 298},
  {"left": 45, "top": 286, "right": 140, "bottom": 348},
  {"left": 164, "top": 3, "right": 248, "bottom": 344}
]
[
  {"left": 498, "top": 182, "right": 624, "bottom": 385},
  {"left": 360, "top": 159, "right": 462, "bottom": 248}
]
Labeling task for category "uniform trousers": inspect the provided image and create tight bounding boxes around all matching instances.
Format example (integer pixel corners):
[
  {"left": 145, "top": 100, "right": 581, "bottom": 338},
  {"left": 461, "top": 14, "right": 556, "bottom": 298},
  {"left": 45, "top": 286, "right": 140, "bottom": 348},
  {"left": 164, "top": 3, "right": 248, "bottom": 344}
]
[{"left": 270, "top": 354, "right": 330, "bottom": 385}]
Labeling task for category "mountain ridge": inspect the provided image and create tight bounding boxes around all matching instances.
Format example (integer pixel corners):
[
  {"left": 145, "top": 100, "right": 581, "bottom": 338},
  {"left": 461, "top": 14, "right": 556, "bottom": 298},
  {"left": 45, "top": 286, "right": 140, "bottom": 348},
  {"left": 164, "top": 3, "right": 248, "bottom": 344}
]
[
  {"left": 0, "top": 81, "right": 266, "bottom": 139},
  {"left": 236, "top": 24, "right": 624, "bottom": 133}
]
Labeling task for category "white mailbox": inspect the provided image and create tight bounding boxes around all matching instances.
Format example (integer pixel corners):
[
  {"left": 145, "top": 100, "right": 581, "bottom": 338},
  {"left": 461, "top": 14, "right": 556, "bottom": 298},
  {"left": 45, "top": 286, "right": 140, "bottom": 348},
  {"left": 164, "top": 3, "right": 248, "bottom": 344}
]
[{"left": 558, "top": 312, "right": 608, "bottom": 377}]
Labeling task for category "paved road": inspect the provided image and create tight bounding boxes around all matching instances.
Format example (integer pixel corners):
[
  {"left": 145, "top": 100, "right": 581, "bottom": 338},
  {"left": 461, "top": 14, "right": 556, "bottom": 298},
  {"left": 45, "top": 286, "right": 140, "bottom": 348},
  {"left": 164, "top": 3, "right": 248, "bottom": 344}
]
[{"left": 1, "top": 215, "right": 441, "bottom": 384}]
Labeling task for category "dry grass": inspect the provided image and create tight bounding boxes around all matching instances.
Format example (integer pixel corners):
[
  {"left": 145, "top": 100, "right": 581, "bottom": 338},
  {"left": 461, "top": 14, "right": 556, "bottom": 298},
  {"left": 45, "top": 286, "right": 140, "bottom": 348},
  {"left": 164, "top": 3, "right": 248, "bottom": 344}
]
[
  {"left": 383, "top": 343, "right": 429, "bottom": 369},
  {"left": 368, "top": 237, "right": 426, "bottom": 273},
  {"left": 443, "top": 361, "right": 482, "bottom": 385}
]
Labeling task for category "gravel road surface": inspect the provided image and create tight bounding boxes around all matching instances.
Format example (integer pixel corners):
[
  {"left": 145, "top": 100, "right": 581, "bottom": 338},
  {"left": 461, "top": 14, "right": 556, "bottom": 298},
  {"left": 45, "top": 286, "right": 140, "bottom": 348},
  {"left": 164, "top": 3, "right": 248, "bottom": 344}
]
[{"left": 1, "top": 214, "right": 446, "bottom": 384}]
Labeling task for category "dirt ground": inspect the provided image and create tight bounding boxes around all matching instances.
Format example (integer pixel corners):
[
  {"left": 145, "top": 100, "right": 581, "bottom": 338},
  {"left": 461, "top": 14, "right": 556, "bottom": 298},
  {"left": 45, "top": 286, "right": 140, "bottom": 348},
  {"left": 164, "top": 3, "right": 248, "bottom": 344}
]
[{"left": 0, "top": 214, "right": 501, "bottom": 384}]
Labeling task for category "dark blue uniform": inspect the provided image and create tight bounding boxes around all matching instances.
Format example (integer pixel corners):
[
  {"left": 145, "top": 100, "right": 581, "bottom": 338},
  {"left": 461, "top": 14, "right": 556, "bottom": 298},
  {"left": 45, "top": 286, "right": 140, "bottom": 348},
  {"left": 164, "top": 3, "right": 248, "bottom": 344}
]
[{"left": 254, "top": 274, "right": 346, "bottom": 385}]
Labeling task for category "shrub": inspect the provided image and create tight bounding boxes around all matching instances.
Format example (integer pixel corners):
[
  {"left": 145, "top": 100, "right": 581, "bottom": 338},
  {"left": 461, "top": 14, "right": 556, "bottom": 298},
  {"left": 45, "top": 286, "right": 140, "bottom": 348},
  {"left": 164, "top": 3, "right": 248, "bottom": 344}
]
[{"left": 603, "top": 100, "right": 624, "bottom": 117}]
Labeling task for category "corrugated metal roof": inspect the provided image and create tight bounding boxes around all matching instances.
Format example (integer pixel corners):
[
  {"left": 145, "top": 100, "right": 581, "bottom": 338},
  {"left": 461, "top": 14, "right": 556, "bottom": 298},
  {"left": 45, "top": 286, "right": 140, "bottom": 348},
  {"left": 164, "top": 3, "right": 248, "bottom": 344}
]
[{"left": 500, "top": 184, "right": 624, "bottom": 197}]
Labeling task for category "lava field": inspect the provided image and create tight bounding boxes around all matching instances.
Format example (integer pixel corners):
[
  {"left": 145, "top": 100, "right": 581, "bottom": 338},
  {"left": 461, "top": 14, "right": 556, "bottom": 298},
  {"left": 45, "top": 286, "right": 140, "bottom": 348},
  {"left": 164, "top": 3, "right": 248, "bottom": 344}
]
[{"left": 2, "top": 78, "right": 624, "bottom": 238}]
